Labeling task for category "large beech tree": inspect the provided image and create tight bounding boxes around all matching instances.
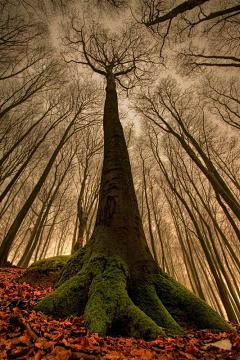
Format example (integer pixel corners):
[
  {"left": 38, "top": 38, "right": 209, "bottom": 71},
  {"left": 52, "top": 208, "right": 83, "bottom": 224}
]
[{"left": 35, "top": 21, "right": 233, "bottom": 339}]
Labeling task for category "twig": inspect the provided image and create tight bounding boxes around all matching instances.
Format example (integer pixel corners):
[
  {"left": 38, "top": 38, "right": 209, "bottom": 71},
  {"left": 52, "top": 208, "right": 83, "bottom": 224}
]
[{"left": 10, "top": 313, "right": 39, "bottom": 341}]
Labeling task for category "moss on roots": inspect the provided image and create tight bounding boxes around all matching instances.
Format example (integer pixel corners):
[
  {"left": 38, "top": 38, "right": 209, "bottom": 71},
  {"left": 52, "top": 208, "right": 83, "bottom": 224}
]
[
  {"left": 35, "top": 244, "right": 234, "bottom": 339},
  {"left": 18, "top": 255, "right": 71, "bottom": 287},
  {"left": 36, "top": 251, "right": 165, "bottom": 339},
  {"left": 29, "top": 255, "right": 71, "bottom": 271},
  {"left": 130, "top": 282, "right": 184, "bottom": 336},
  {"left": 55, "top": 241, "right": 92, "bottom": 288},
  {"left": 155, "top": 268, "right": 234, "bottom": 332}
]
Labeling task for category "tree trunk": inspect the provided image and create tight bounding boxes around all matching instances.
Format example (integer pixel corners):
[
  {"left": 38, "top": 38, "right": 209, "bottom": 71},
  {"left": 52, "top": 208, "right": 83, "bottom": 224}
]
[
  {"left": 72, "top": 164, "right": 89, "bottom": 253},
  {"left": 36, "top": 71, "right": 233, "bottom": 339},
  {"left": 17, "top": 201, "right": 46, "bottom": 268}
]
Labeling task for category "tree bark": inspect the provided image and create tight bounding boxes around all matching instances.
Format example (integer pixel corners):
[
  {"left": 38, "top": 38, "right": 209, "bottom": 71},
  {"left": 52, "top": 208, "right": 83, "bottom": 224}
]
[{"left": 90, "top": 70, "right": 157, "bottom": 278}]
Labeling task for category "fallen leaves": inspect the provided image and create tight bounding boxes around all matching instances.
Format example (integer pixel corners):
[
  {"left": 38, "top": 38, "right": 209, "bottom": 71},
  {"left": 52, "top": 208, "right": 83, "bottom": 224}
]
[
  {"left": 233, "top": 334, "right": 240, "bottom": 350},
  {"left": 0, "top": 267, "right": 239, "bottom": 360}
]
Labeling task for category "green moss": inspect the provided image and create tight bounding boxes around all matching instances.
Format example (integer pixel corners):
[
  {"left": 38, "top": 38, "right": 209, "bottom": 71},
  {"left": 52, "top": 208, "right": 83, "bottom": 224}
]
[
  {"left": 36, "top": 251, "right": 165, "bottom": 339},
  {"left": 29, "top": 255, "right": 71, "bottom": 272},
  {"left": 84, "top": 253, "right": 165, "bottom": 339},
  {"left": 154, "top": 268, "right": 234, "bottom": 333},
  {"left": 18, "top": 255, "right": 72, "bottom": 287},
  {"left": 55, "top": 241, "right": 92, "bottom": 288},
  {"left": 35, "top": 266, "right": 92, "bottom": 318},
  {"left": 35, "top": 250, "right": 234, "bottom": 340},
  {"left": 130, "top": 281, "right": 184, "bottom": 336}
]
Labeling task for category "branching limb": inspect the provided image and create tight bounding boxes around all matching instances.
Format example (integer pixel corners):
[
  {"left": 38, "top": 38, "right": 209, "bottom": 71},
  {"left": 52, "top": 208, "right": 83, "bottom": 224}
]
[{"left": 142, "top": 0, "right": 210, "bottom": 26}]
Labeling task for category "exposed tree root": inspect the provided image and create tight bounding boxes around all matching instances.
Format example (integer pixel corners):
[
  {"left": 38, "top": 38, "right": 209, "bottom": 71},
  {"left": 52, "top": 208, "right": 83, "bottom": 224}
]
[
  {"left": 130, "top": 281, "right": 183, "bottom": 335},
  {"left": 36, "top": 252, "right": 165, "bottom": 339},
  {"left": 155, "top": 269, "right": 233, "bottom": 332},
  {"left": 35, "top": 245, "right": 234, "bottom": 340}
]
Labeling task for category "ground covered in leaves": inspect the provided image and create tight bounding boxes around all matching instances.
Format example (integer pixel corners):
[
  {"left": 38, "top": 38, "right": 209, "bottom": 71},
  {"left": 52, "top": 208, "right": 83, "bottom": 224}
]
[{"left": 0, "top": 267, "right": 239, "bottom": 360}]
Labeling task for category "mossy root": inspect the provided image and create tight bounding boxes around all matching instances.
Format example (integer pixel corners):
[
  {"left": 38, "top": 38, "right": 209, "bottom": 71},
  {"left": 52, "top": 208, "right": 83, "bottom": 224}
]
[
  {"left": 36, "top": 252, "right": 165, "bottom": 339},
  {"left": 55, "top": 241, "right": 92, "bottom": 288},
  {"left": 35, "top": 266, "right": 91, "bottom": 318},
  {"left": 36, "top": 249, "right": 234, "bottom": 339},
  {"left": 155, "top": 269, "right": 235, "bottom": 332},
  {"left": 17, "top": 255, "right": 71, "bottom": 287},
  {"left": 84, "top": 254, "right": 165, "bottom": 339},
  {"left": 130, "top": 281, "right": 184, "bottom": 336}
]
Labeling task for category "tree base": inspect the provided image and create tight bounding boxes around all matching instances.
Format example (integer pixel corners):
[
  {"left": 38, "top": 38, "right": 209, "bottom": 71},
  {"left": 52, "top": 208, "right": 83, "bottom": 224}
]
[{"left": 35, "top": 243, "right": 234, "bottom": 340}]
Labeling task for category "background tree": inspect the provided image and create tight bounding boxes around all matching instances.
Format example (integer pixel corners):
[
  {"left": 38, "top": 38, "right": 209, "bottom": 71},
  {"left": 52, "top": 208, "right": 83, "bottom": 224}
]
[
  {"left": 199, "top": 75, "right": 240, "bottom": 130},
  {"left": 71, "top": 127, "right": 103, "bottom": 253}
]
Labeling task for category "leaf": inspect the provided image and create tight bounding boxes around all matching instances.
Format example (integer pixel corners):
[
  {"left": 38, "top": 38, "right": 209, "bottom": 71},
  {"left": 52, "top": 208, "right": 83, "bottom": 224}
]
[
  {"left": 202, "top": 339, "right": 232, "bottom": 351},
  {"left": 157, "top": 352, "right": 174, "bottom": 360},
  {"left": 50, "top": 346, "right": 72, "bottom": 360},
  {"left": 88, "top": 334, "right": 100, "bottom": 345},
  {"left": 179, "top": 351, "right": 197, "bottom": 359},
  {"left": 156, "top": 355, "right": 169, "bottom": 360},
  {"left": 185, "top": 344, "right": 199, "bottom": 356},
  {"left": 12, "top": 307, "right": 21, "bottom": 313},
  {"left": 72, "top": 316, "right": 84, "bottom": 324},
  {"left": 130, "top": 347, "right": 155, "bottom": 359},
  {"left": 0, "top": 349, "right": 8, "bottom": 360},
  {"left": 0, "top": 312, "right": 10, "bottom": 321},
  {"left": 61, "top": 338, "right": 72, "bottom": 347},
  {"left": 163, "top": 345, "right": 174, "bottom": 351},
  {"left": 189, "top": 338, "right": 200, "bottom": 346},
  {"left": 71, "top": 343, "right": 84, "bottom": 351},
  {"left": 0, "top": 338, "right": 12, "bottom": 350},
  {"left": 233, "top": 335, "right": 240, "bottom": 350},
  {"left": 35, "top": 337, "right": 56, "bottom": 349},
  {"left": 18, "top": 335, "right": 32, "bottom": 345},
  {"left": 81, "top": 336, "right": 90, "bottom": 348},
  {"left": 10, "top": 335, "right": 32, "bottom": 346},
  {"left": 53, "top": 333, "right": 64, "bottom": 341},
  {"left": 105, "top": 351, "right": 122, "bottom": 359}
]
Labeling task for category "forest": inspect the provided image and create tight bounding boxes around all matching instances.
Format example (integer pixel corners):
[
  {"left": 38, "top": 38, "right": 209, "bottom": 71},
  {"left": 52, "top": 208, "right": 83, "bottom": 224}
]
[{"left": 0, "top": 0, "right": 239, "bottom": 359}]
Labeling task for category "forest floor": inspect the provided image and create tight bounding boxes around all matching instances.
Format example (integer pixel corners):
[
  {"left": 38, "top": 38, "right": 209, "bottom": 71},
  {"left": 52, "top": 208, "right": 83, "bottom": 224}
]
[{"left": 0, "top": 267, "right": 239, "bottom": 360}]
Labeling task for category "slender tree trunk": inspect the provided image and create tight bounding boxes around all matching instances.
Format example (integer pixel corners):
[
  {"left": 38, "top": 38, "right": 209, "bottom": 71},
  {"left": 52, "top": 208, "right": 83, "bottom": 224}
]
[
  {"left": 17, "top": 202, "right": 46, "bottom": 267},
  {"left": 141, "top": 159, "right": 158, "bottom": 263},
  {"left": 85, "top": 196, "right": 98, "bottom": 242},
  {"left": 41, "top": 222, "right": 55, "bottom": 259},
  {"left": 19, "top": 161, "right": 71, "bottom": 267},
  {"left": 176, "top": 133, "right": 240, "bottom": 220},
  {"left": 72, "top": 163, "right": 89, "bottom": 253},
  {"left": 170, "top": 202, "right": 205, "bottom": 300},
  {"left": 0, "top": 105, "right": 54, "bottom": 169},
  {"left": 157, "top": 156, "right": 237, "bottom": 321},
  {"left": 71, "top": 214, "right": 79, "bottom": 254},
  {"left": 148, "top": 181, "right": 168, "bottom": 271}
]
